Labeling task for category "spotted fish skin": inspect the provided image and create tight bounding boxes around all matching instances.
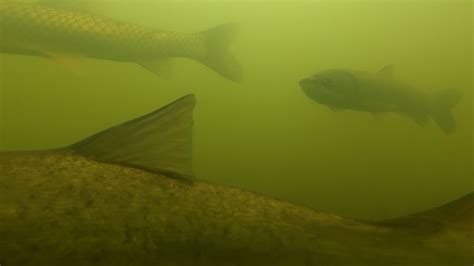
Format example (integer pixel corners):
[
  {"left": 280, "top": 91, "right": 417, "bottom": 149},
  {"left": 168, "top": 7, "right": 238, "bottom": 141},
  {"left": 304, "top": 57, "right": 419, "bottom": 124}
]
[
  {"left": 0, "top": 95, "right": 471, "bottom": 265},
  {"left": 2, "top": 150, "right": 472, "bottom": 266},
  {"left": 0, "top": 3, "right": 241, "bottom": 81}
]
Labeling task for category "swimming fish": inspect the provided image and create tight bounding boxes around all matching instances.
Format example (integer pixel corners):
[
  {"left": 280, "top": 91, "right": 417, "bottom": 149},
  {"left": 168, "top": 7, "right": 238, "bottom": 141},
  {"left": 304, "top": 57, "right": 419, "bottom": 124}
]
[
  {"left": 0, "top": 2, "right": 241, "bottom": 81},
  {"left": 299, "top": 66, "right": 462, "bottom": 134},
  {"left": 0, "top": 95, "right": 472, "bottom": 265}
]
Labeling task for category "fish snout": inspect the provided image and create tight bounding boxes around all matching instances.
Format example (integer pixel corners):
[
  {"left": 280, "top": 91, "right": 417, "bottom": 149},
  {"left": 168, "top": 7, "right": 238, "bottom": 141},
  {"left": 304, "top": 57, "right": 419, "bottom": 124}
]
[{"left": 299, "top": 78, "right": 314, "bottom": 92}]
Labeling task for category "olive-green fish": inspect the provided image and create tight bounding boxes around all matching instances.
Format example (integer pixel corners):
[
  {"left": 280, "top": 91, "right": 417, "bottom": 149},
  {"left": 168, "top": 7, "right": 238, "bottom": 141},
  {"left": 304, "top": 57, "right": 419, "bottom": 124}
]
[
  {"left": 0, "top": 2, "right": 241, "bottom": 81},
  {"left": 299, "top": 66, "right": 462, "bottom": 134},
  {"left": 0, "top": 94, "right": 472, "bottom": 265}
]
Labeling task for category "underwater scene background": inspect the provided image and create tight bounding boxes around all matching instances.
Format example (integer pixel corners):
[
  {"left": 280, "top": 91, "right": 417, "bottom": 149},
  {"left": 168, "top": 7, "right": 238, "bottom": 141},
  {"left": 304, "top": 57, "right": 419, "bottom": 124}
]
[{"left": 0, "top": 0, "right": 472, "bottom": 220}]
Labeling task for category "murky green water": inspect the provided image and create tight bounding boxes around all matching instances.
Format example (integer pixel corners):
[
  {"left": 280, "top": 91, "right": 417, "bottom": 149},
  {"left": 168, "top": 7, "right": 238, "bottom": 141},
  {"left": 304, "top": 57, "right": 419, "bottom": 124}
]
[{"left": 0, "top": 0, "right": 472, "bottom": 221}]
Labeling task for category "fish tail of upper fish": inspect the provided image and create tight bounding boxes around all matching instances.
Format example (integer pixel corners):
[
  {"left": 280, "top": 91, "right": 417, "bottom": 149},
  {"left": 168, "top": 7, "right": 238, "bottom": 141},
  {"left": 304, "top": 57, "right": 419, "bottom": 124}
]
[
  {"left": 197, "top": 23, "right": 242, "bottom": 82},
  {"left": 138, "top": 23, "right": 242, "bottom": 82},
  {"left": 137, "top": 23, "right": 242, "bottom": 82},
  {"left": 429, "top": 89, "right": 463, "bottom": 134}
]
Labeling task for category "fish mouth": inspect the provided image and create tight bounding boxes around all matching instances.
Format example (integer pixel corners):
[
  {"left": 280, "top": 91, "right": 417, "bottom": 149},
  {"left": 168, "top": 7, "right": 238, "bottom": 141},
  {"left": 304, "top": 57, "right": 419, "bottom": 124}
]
[
  {"left": 299, "top": 78, "right": 316, "bottom": 95},
  {"left": 299, "top": 78, "right": 313, "bottom": 89},
  {"left": 300, "top": 78, "right": 327, "bottom": 96},
  {"left": 299, "top": 78, "right": 332, "bottom": 104}
]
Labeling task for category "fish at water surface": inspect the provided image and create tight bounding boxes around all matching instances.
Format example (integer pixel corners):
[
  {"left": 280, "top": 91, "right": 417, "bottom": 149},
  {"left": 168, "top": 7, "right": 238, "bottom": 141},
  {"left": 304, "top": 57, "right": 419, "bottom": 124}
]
[
  {"left": 0, "top": 2, "right": 241, "bottom": 81},
  {"left": 299, "top": 66, "right": 462, "bottom": 134},
  {"left": 0, "top": 94, "right": 472, "bottom": 265}
]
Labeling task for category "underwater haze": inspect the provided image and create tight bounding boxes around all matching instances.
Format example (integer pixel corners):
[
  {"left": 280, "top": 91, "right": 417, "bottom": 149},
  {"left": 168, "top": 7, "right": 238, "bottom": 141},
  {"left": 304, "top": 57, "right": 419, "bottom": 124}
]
[{"left": 0, "top": 0, "right": 472, "bottom": 221}]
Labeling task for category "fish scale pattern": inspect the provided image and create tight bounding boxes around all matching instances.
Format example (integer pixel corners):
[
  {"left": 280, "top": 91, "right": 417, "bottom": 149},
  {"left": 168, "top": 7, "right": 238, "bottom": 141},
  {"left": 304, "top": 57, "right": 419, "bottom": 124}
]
[{"left": 0, "top": 3, "right": 207, "bottom": 61}]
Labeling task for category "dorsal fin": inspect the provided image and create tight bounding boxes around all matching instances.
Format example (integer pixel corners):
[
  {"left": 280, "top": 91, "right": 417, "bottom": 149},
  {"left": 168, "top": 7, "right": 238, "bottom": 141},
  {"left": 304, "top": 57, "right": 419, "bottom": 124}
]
[
  {"left": 376, "top": 192, "right": 474, "bottom": 233},
  {"left": 69, "top": 94, "right": 196, "bottom": 179},
  {"left": 376, "top": 65, "right": 395, "bottom": 78}
]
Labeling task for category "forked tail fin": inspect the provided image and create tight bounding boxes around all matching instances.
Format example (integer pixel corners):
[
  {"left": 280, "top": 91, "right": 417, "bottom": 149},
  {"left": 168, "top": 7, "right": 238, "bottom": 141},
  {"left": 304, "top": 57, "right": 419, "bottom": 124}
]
[
  {"left": 69, "top": 94, "right": 196, "bottom": 179},
  {"left": 430, "top": 89, "right": 462, "bottom": 134},
  {"left": 199, "top": 23, "right": 242, "bottom": 82}
]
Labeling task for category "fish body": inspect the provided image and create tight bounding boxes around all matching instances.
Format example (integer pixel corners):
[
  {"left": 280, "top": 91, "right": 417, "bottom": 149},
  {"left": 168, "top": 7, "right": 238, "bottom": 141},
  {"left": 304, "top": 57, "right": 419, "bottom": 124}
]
[
  {"left": 0, "top": 95, "right": 472, "bottom": 265},
  {"left": 0, "top": 2, "right": 241, "bottom": 81},
  {"left": 299, "top": 66, "right": 462, "bottom": 133}
]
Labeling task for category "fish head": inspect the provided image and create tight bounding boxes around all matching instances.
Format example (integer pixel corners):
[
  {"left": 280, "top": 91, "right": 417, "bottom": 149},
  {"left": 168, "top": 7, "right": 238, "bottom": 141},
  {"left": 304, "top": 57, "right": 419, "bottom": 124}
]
[{"left": 299, "top": 70, "right": 357, "bottom": 107}]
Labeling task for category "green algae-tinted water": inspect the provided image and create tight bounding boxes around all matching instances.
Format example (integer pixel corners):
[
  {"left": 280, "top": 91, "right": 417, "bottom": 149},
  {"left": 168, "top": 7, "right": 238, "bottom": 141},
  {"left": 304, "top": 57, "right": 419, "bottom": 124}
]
[{"left": 0, "top": 0, "right": 472, "bottom": 220}]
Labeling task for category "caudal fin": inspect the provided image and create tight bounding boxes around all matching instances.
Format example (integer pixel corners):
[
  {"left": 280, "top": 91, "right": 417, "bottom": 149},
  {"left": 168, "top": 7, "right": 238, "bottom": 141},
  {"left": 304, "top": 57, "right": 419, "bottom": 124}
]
[
  {"left": 69, "top": 95, "right": 196, "bottom": 179},
  {"left": 430, "top": 89, "right": 462, "bottom": 134},
  {"left": 199, "top": 23, "right": 242, "bottom": 82}
]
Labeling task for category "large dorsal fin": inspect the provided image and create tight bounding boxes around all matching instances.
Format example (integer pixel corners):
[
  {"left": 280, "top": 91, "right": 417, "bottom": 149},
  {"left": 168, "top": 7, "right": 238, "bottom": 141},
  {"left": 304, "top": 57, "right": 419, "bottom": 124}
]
[
  {"left": 69, "top": 94, "right": 196, "bottom": 179},
  {"left": 376, "top": 192, "right": 474, "bottom": 233}
]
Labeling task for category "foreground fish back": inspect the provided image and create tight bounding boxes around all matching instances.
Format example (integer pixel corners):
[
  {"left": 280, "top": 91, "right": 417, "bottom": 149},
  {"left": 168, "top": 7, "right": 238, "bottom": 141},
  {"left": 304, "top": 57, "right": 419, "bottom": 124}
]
[
  {"left": 1, "top": 151, "right": 472, "bottom": 265},
  {"left": 0, "top": 142, "right": 383, "bottom": 266},
  {"left": 0, "top": 95, "right": 471, "bottom": 265}
]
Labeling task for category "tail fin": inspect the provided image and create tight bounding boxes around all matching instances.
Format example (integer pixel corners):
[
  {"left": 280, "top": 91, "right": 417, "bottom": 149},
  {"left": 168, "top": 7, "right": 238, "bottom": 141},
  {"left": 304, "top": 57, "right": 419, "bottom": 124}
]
[
  {"left": 430, "top": 89, "right": 462, "bottom": 134},
  {"left": 199, "top": 23, "right": 242, "bottom": 82},
  {"left": 377, "top": 192, "right": 474, "bottom": 233},
  {"left": 69, "top": 94, "right": 196, "bottom": 179}
]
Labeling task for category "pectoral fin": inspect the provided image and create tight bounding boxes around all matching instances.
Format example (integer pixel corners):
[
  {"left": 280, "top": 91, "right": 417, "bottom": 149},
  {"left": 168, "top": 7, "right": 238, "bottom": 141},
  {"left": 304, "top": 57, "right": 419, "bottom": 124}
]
[
  {"left": 138, "top": 59, "right": 173, "bottom": 78},
  {"left": 5, "top": 40, "right": 85, "bottom": 74}
]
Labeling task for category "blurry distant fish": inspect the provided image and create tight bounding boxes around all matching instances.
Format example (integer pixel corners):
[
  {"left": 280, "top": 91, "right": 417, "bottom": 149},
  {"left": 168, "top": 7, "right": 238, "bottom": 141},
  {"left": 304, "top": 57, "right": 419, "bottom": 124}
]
[
  {"left": 0, "top": 94, "right": 472, "bottom": 265},
  {"left": 0, "top": 2, "right": 242, "bottom": 81},
  {"left": 299, "top": 66, "right": 462, "bottom": 134}
]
